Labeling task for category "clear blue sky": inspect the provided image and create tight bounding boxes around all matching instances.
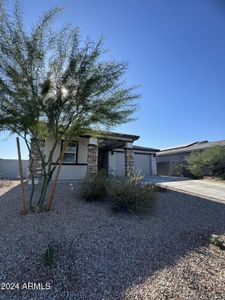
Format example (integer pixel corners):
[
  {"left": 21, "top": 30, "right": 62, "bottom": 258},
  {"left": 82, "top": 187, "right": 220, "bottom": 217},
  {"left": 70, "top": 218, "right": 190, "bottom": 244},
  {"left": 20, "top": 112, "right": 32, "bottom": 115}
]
[{"left": 1, "top": 0, "right": 225, "bottom": 159}]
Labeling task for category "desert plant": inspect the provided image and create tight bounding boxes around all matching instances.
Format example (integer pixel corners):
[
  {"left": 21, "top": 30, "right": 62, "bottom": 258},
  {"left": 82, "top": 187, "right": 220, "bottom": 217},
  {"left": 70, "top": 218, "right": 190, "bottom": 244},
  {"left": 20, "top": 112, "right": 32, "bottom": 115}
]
[
  {"left": 127, "top": 169, "right": 144, "bottom": 183},
  {"left": 0, "top": 0, "right": 139, "bottom": 211},
  {"left": 203, "top": 146, "right": 225, "bottom": 176},
  {"left": 80, "top": 170, "right": 107, "bottom": 201},
  {"left": 147, "top": 183, "right": 167, "bottom": 193},
  {"left": 175, "top": 161, "right": 189, "bottom": 176},
  {"left": 186, "top": 152, "right": 205, "bottom": 178},
  {"left": 42, "top": 245, "right": 55, "bottom": 266},
  {"left": 187, "top": 146, "right": 225, "bottom": 178},
  {"left": 220, "top": 173, "right": 225, "bottom": 180},
  {"left": 210, "top": 235, "right": 225, "bottom": 250},
  {"left": 107, "top": 173, "right": 154, "bottom": 213}
]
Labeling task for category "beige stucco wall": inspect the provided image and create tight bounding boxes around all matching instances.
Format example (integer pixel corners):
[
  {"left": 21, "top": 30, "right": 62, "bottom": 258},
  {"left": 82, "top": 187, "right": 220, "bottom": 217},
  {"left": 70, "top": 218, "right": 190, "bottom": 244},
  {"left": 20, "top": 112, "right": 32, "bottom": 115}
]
[{"left": 44, "top": 136, "right": 88, "bottom": 179}]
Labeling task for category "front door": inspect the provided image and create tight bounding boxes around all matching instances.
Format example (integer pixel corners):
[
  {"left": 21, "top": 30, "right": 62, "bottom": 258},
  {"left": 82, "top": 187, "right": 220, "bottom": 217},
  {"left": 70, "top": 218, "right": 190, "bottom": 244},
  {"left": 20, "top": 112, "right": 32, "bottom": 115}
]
[{"left": 98, "top": 149, "right": 109, "bottom": 173}]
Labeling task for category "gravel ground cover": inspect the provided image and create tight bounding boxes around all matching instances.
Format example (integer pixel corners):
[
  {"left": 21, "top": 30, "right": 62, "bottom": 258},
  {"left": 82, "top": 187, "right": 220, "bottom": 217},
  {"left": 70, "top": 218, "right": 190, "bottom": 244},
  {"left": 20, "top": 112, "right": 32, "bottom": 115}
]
[{"left": 0, "top": 181, "right": 224, "bottom": 299}]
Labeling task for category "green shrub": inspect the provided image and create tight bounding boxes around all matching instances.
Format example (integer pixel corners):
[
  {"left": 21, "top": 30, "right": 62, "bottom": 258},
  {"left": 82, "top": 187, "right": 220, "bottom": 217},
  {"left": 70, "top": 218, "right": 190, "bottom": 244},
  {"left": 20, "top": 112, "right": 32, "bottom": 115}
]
[
  {"left": 42, "top": 245, "right": 55, "bottom": 266},
  {"left": 126, "top": 169, "right": 144, "bottom": 183},
  {"left": 107, "top": 172, "right": 154, "bottom": 213},
  {"left": 175, "top": 161, "right": 190, "bottom": 176},
  {"left": 187, "top": 146, "right": 225, "bottom": 178},
  {"left": 187, "top": 152, "right": 204, "bottom": 178},
  {"left": 210, "top": 235, "right": 225, "bottom": 250},
  {"left": 220, "top": 173, "right": 225, "bottom": 180},
  {"left": 147, "top": 183, "right": 167, "bottom": 193},
  {"left": 80, "top": 170, "right": 107, "bottom": 201}
]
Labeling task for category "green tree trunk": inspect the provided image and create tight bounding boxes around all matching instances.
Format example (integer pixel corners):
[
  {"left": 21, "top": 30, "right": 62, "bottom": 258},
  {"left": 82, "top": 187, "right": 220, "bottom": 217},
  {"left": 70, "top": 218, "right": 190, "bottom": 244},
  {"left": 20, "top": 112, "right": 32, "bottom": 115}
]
[
  {"left": 37, "top": 174, "right": 52, "bottom": 208},
  {"left": 24, "top": 138, "right": 35, "bottom": 210},
  {"left": 28, "top": 157, "right": 35, "bottom": 210}
]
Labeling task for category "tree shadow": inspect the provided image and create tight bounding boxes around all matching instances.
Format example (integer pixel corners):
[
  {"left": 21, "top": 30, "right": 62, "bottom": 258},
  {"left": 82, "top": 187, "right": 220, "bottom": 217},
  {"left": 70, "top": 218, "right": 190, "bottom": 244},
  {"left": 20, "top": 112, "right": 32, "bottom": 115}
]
[
  {"left": 76, "top": 190, "right": 225, "bottom": 299},
  {"left": 0, "top": 183, "right": 225, "bottom": 299}
]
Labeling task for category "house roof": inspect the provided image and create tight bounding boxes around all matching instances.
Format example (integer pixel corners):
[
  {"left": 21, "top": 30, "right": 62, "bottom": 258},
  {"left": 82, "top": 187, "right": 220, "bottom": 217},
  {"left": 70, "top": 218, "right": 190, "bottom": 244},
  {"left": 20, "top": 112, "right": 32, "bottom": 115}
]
[
  {"left": 157, "top": 140, "right": 225, "bottom": 156},
  {"left": 81, "top": 130, "right": 140, "bottom": 142},
  {"left": 81, "top": 130, "right": 159, "bottom": 152},
  {"left": 133, "top": 145, "right": 160, "bottom": 152}
]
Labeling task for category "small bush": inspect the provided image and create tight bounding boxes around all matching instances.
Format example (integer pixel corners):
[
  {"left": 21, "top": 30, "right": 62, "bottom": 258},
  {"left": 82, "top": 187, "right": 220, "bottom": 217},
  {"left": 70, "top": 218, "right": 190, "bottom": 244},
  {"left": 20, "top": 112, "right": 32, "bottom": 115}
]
[
  {"left": 147, "top": 183, "right": 167, "bottom": 193},
  {"left": 107, "top": 173, "right": 154, "bottom": 213},
  {"left": 42, "top": 245, "right": 55, "bottom": 266},
  {"left": 80, "top": 170, "right": 107, "bottom": 201},
  {"left": 187, "top": 145, "right": 225, "bottom": 178},
  {"left": 220, "top": 173, "right": 225, "bottom": 180},
  {"left": 175, "top": 161, "right": 191, "bottom": 177},
  {"left": 210, "top": 235, "right": 225, "bottom": 250}
]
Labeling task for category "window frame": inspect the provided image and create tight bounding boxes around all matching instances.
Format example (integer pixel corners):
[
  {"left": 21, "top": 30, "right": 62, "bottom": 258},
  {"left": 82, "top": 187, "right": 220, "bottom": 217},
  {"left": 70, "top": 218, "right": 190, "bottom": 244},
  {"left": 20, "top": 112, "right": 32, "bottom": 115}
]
[{"left": 61, "top": 140, "right": 78, "bottom": 165}]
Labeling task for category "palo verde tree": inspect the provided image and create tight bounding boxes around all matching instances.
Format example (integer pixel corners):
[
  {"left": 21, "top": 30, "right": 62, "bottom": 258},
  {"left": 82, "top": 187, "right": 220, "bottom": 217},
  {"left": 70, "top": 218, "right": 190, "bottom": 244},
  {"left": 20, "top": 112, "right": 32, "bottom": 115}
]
[{"left": 0, "top": 0, "right": 139, "bottom": 211}]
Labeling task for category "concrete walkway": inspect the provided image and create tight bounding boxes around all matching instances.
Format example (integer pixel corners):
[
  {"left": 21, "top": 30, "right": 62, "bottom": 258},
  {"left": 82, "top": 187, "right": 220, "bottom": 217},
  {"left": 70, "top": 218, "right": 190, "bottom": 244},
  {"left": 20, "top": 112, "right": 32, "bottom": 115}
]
[{"left": 146, "top": 176, "right": 225, "bottom": 202}]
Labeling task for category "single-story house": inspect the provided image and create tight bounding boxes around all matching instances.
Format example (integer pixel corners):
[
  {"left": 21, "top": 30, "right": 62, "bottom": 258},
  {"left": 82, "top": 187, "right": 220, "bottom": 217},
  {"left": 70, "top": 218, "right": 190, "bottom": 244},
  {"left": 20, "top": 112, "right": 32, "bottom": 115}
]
[
  {"left": 157, "top": 140, "right": 225, "bottom": 176},
  {"left": 30, "top": 131, "right": 159, "bottom": 180}
]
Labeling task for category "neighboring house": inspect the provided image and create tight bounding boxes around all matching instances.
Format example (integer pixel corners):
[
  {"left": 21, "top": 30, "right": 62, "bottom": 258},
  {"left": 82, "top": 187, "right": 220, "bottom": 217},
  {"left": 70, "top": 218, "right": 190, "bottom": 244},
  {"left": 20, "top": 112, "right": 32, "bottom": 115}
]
[
  {"left": 157, "top": 140, "right": 225, "bottom": 176},
  {"left": 30, "top": 132, "right": 159, "bottom": 180},
  {"left": 0, "top": 158, "right": 28, "bottom": 179}
]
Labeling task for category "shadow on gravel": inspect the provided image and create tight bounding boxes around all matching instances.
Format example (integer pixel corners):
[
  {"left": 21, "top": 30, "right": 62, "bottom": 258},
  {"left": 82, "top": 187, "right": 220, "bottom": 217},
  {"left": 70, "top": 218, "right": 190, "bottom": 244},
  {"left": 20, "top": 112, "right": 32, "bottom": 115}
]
[{"left": 0, "top": 183, "right": 225, "bottom": 299}]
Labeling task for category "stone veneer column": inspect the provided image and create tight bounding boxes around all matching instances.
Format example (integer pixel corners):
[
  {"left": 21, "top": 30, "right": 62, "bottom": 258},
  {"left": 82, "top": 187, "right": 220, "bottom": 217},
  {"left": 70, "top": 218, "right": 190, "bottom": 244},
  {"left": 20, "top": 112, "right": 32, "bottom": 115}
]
[
  {"left": 28, "top": 138, "right": 45, "bottom": 179},
  {"left": 87, "top": 138, "right": 98, "bottom": 174},
  {"left": 125, "top": 142, "right": 134, "bottom": 176}
]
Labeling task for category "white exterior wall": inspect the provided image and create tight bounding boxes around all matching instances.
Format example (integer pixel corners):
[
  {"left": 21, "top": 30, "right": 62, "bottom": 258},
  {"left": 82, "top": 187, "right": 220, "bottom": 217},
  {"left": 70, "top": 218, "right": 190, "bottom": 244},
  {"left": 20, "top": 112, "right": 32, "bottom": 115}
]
[
  {"left": 56, "top": 165, "right": 87, "bottom": 179},
  {"left": 108, "top": 151, "right": 125, "bottom": 176},
  {"left": 44, "top": 136, "right": 88, "bottom": 179},
  {"left": 43, "top": 136, "right": 158, "bottom": 179}
]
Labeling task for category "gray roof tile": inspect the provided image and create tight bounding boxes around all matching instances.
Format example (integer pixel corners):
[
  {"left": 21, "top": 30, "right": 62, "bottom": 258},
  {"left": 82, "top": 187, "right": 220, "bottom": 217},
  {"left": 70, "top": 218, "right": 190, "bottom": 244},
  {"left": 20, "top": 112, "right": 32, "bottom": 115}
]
[{"left": 157, "top": 140, "right": 225, "bottom": 156}]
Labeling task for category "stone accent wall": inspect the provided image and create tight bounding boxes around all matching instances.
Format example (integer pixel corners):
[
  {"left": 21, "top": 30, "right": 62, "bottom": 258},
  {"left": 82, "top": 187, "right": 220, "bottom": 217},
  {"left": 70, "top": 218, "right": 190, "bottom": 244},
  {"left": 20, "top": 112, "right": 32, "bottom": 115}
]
[
  {"left": 28, "top": 138, "right": 45, "bottom": 178},
  {"left": 87, "top": 144, "right": 98, "bottom": 174},
  {"left": 125, "top": 148, "right": 134, "bottom": 175}
]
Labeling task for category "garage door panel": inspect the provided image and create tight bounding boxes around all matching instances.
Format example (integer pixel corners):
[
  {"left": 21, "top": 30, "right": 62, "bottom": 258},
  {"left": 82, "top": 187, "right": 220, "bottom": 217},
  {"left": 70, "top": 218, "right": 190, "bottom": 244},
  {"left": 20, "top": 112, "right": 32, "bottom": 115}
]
[
  {"left": 115, "top": 152, "right": 125, "bottom": 176},
  {"left": 134, "top": 154, "right": 151, "bottom": 176}
]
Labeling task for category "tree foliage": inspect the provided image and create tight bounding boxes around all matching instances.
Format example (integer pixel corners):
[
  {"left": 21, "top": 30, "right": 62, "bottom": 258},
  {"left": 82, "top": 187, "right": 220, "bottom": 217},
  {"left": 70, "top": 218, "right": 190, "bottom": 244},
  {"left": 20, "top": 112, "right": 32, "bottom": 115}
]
[
  {"left": 0, "top": 0, "right": 139, "bottom": 210},
  {"left": 187, "top": 146, "right": 225, "bottom": 178}
]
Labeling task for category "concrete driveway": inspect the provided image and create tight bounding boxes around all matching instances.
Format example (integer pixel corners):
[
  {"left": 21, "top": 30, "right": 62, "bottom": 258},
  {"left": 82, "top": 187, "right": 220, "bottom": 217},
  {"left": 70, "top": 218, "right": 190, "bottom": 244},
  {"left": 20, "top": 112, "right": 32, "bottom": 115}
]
[{"left": 146, "top": 176, "right": 225, "bottom": 202}]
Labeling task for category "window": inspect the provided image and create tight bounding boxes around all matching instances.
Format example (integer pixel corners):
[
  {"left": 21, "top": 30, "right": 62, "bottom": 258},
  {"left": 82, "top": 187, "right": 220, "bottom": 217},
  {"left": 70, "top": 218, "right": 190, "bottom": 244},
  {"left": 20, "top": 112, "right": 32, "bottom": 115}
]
[{"left": 62, "top": 141, "right": 77, "bottom": 163}]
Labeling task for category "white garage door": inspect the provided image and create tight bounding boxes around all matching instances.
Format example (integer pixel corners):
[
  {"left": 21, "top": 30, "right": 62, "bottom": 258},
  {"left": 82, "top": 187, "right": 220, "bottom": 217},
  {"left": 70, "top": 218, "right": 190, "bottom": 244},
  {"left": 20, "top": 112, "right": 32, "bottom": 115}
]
[{"left": 134, "top": 154, "right": 151, "bottom": 176}]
